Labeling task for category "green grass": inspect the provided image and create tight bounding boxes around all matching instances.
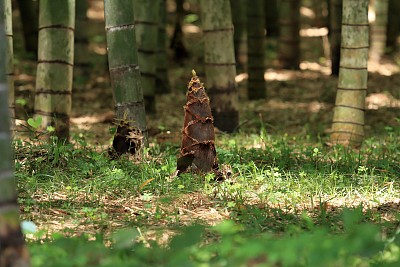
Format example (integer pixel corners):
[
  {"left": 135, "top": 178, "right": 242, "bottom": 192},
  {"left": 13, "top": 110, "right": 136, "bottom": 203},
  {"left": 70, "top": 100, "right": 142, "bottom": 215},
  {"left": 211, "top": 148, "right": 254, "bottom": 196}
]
[
  {"left": 26, "top": 209, "right": 400, "bottom": 267},
  {"left": 15, "top": 129, "right": 400, "bottom": 266}
]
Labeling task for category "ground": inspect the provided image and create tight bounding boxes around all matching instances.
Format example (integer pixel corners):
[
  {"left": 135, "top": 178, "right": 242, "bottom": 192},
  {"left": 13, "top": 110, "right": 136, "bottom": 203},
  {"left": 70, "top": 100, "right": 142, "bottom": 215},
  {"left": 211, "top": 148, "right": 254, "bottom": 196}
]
[{"left": 11, "top": 0, "right": 399, "bottom": 249}]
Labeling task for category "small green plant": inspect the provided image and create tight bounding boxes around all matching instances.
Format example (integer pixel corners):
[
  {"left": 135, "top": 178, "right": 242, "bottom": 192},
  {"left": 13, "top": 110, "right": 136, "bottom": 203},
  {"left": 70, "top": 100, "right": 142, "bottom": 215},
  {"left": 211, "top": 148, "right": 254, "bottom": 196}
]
[
  {"left": 16, "top": 98, "right": 27, "bottom": 106},
  {"left": 25, "top": 116, "right": 55, "bottom": 138},
  {"left": 27, "top": 116, "right": 42, "bottom": 130}
]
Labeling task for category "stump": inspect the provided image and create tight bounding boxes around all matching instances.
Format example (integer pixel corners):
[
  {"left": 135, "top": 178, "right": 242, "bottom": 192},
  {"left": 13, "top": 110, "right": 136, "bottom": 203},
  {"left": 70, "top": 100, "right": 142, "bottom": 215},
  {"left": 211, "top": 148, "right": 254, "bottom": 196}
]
[{"left": 110, "top": 118, "right": 143, "bottom": 158}]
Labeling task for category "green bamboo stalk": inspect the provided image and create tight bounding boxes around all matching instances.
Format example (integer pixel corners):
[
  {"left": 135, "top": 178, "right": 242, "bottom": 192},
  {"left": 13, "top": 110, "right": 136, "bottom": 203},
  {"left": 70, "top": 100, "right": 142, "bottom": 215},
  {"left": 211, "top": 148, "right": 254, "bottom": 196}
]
[
  {"left": 329, "top": 0, "right": 342, "bottom": 76},
  {"left": 200, "top": 0, "right": 239, "bottom": 133},
  {"left": 247, "top": 0, "right": 265, "bottom": 99},
  {"left": 4, "top": 0, "right": 14, "bottom": 134},
  {"left": 74, "top": 0, "right": 90, "bottom": 89},
  {"left": 104, "top": 0, "right": 148, "bottom": 145},
  {"left": 0, "top": 2, "right": 30, "bottom": 265},
  {"left": 16, "top": 0, "right": 38, "bottom": 56},
  {"left": 278, "top": 0, "right": 300, "bottom": 69},
  {"left": 230, "top": 0, "right": 247, "bottom": 72},
  {"left": 370, "top": 0, "right": 389, "bottom": 62},
  {"left": 330, "top": 0, "right": 369, "bottom": 147},
  {"left": 133, "top": 0, "right": 160, "bottom": 113},
  {"left": 34, "top": 0, "right": 75, "bottom": 140},
  {"left": 156, "top": 0, "right": 171, "bottom": 94}
]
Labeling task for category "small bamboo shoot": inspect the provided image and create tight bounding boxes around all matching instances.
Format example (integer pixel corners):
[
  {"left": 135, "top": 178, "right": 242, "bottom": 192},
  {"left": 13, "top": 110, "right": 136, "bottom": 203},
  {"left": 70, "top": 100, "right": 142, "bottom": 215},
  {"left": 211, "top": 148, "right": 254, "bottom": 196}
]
[{"left": 177, "top": 70, "right": 218, "bottom": 173}]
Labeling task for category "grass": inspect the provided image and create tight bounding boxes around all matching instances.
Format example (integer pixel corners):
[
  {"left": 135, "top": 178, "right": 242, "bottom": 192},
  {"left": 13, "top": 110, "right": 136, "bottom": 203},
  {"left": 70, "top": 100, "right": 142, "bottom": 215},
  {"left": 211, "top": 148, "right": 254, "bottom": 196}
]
[
  {"left": 26, "top": 215, "right": 400, "bottom": 267},
  {"left": 11, "top": 103, "right": 399, "bottom": 266},
  {"left": 13, "top": 108, "right": 400, "bottom": 266},
  {"left": 15, "top": 127, "right": 400, "bottom": 266},
  {"left": 16, "top": 126, "right": 399, "bottom": 232}
]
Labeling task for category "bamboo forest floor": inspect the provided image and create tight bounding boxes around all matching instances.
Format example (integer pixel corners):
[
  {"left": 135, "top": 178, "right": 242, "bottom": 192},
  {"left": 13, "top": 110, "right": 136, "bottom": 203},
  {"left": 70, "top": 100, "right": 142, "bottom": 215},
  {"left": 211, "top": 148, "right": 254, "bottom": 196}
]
[
  {"left": 15, "top": 63, "right": 400, "bottom": 244},
  {"left": 11, "top": 1, "right": 399, "bottom": 252}
]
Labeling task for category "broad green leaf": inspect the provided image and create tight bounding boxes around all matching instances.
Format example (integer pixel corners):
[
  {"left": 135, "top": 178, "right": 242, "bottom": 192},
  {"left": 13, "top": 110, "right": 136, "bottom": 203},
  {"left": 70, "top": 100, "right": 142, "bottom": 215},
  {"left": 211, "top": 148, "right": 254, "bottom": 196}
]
[{"left": 27, "top": 117, "right": 42, "bottom": 129}]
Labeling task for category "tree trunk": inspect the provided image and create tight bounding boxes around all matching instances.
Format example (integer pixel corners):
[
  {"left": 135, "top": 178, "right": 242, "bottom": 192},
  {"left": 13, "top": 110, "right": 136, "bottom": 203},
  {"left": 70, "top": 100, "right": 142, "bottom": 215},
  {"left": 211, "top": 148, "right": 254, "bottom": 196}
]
[
  {"left": 4, "top": 0, "right": 14, "bottom": 134},
  {"left": 16, "top": 0, "right": 38, "bottom": 56},
  {"left": 74, "top": 0, "right": 90, "bottom": 90},
  {"left": 156, "top": 0, "right": 170, "bottom": 94},
  {"left": 278, "top": 0, "right": 300, "bottom": 69},
  {"left": 247, "top": 0, "right": 265, "bottom": 99},
  {"left": 230, "top": 0, "right": 247, "bottom": 72},
  {"left": 0, "top": 2, "right": 30, "bottom": 264},
  {"left": 370, "top": 0, "right": 389, "bottom": 62},
  {"left": 133, "top": 0, "right": 160, "bottom": 114},
  {"left": 200, "top": 0, "right": 239, "bottom": 133},
  {"left": 330, "top": 0, "right": 369, "bottom": 147},
  {"left": 265, "top": 0, "right": 279, "bottom": 37},
  {"left": 329, "top": 0, "right": 342, "bottom": 76},
  {"left": 104, "top": 0, "right": 148, "bottom": 148},
  {"left": 34, "top": 0, "right": 75, "bottom": 140},
  {"left": 385, "top": 0, "right": 400, "bottom": 53}
]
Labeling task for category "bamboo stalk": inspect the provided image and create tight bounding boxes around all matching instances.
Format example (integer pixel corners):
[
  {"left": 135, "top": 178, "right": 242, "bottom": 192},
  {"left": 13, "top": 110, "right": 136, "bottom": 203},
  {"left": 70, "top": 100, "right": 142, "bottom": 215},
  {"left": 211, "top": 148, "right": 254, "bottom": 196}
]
[
  {"left": 370, "top": 0, "right": 389, "bottom": 62},
  {"left": 34, "top": 0, "right": 75, "bottom": 140},
  {"left": 230, "top": 0, "right": 247, "bottom": 72},
  {"left": 104, "top": 0, "right": 148, "bottom": 147},
  {"left": 329, "top": 0, "right": 342, "bottom": 76},
  {"left": 278, "top": 0, "right": 300, "bottom": 69},
  {"left": 170, "top": 0, "right": 189, "bottom": 61},
  {"left": 330, "top": 0, "right": 369, "bottom": 147},
  {"left": 247, "top": 0, "right": 266, "bottom": 99},
  {"left": 200, "top": 0, "right": 239, "bottom": 133},
  {"left": 156, "top": 0, "right": 170, "bottom": 94},
  {"left": 133, "top": 0, "right": 160, "bottom": 113},
  {"left": 385, "top": 0, "right": 400, "bottom": 53},
  {"left": 265, "top": 0, "right": 279, "bottom": 37},
  {"left": 74, "top": 0, "right": 90, "bottom": 89},
  {"left": 0, "top": 1, "right": 30, "bottom": 264},
  {"left": 16, "top": 0, "right": 38, "bottom": 55},
  {"left": 4, "top": 0, "right": 14, "bottom": 134}
]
